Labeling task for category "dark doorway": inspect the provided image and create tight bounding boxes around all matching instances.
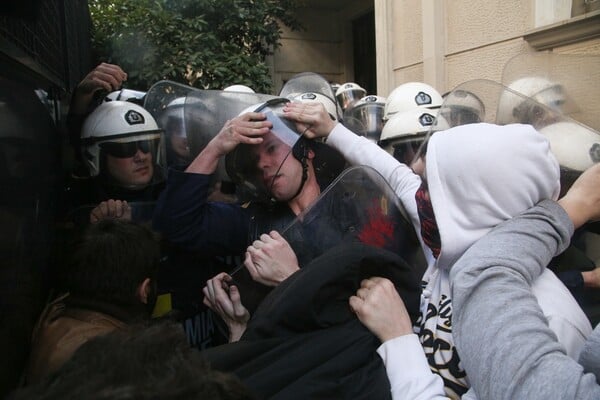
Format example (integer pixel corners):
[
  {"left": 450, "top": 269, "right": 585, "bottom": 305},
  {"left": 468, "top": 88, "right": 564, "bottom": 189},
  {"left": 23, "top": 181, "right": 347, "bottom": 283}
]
[{"left": 352, "top": 10, "right": 376, "bottom": 95}]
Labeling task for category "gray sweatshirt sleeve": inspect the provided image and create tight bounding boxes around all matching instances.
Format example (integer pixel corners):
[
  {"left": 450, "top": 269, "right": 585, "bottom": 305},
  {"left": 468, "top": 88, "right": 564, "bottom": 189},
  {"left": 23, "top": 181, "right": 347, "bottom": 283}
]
[
  {"left": 449, "top": 199, "right": 600, "bottom": 400},
  {"left": 579, "top": 325, "right": 600, "bottom": 380}
]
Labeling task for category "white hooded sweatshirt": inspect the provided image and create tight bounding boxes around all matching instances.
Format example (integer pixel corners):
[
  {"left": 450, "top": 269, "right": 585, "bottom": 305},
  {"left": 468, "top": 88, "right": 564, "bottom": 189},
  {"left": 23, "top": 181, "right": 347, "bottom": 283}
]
[
  {"left": 326, "top": 122, "right": 592, "bottom": 399},
  {"left": 419, "top": 123, "right": 592, "bottom": 398}
]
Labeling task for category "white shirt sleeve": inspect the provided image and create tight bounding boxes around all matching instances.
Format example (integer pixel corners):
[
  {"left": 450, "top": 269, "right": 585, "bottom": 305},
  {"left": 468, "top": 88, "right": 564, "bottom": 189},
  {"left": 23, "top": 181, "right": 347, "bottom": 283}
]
[{"left": 377, "top": 334, "right": 449, "bottom": 400}]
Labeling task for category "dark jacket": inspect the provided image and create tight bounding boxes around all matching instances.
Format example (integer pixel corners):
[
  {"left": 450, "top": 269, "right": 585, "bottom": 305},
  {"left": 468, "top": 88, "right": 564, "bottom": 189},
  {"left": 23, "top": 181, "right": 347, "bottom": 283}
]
[
  {"left": 153, "top": 168, "right": 295, "bottom": 256},
  {"left": 202, "top": 242, "right": 422, "bottom": 400}
]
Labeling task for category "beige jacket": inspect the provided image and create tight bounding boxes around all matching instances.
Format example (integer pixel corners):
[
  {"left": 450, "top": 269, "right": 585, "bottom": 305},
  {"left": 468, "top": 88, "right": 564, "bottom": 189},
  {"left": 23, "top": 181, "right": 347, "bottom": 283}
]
[{"left": 25, "top": 294, "right": 126, "bottom": 384}]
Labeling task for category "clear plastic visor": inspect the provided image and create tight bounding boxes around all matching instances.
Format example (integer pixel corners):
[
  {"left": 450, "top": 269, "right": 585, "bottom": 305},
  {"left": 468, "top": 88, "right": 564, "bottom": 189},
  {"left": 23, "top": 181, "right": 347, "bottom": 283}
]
[
  {"left": 225, "top": 106, "right": 302, "bottom": 201},
  {"left": 343, "top": 104, "right": 385, "bottom": 142},
  {"left": 414, "top": 79, "right": 600, "bottom": 194}
]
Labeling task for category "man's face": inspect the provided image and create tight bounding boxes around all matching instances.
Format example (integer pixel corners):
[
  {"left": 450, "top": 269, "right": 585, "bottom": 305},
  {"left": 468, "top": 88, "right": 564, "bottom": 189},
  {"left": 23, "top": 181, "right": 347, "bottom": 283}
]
[
  {"left": 103, "top": 140, "right": 155, "bottom": 187},
  {"left": 167, "top": 118, "right": 190, "bottom": 159},
  {"left": 169, "top": 135, "right": 189, "bottom": 159},
  {"left": 252, "top": 131, "right": 304, "bottom": 201}
]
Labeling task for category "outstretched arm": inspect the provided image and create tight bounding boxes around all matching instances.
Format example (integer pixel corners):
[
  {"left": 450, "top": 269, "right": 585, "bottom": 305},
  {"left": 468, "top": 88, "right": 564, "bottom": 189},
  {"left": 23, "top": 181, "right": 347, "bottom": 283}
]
[
  {"left": 185, "top": 112, "right": 271, "bottom": 175},
  {"left": 350, "top": 277, "right": 448, "bottom": 400},
  {"left": 557, "top": 163, "right": 600, "bottom": 229},
  {"left": 153, "top": 112, "right": 271, "bottom": 253},
  {"left": 450, "top": 163, "right": 600, "bottom": 400}
]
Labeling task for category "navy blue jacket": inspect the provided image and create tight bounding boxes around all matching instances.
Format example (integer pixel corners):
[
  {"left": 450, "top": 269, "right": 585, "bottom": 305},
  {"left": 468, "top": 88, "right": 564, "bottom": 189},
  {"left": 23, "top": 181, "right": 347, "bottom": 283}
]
[{"left": 153, "top": 168, "right": 297, "bottom": 256}]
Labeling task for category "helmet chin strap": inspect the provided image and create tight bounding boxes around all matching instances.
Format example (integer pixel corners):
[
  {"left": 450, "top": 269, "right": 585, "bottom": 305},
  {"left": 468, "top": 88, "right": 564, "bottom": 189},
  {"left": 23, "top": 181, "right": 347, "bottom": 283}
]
[
  {"left": 269, "top": 146, "right": 309, "bottom": 204},
  {"left": 289, "top": 139, "right": 311, "bottom": 202},
  {"left": 290, "top": 156, "right": 309, "bottom": 201}
]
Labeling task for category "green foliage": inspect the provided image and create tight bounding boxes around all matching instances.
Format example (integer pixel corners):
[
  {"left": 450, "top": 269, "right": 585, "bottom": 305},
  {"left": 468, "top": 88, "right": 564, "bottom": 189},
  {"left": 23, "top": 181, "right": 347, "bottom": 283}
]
[{"left": 89, "top": 0, "right": 303, "bottom": 93}]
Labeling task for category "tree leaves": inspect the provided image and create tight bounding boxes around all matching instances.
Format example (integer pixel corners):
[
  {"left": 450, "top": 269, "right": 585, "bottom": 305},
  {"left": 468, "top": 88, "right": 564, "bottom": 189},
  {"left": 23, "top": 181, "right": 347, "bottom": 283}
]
[{"left": 89, "top": 0, "right": 302, "bottom": 93}]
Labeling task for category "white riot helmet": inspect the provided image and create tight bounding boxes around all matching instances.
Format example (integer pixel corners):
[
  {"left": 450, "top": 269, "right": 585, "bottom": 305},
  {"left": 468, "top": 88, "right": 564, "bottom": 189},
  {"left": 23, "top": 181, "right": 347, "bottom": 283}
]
[
  {"left": 497, "top": 77, "right": 566, "bottom": 126},
  {"left": 159, "top": 97, "right": 185, "bottom": 130},
  {"left": 539, "top": 121, "right": 600, "bottom": 173},
  {"left": 342, "top": 95, "right": 386, "bottom": 143},
  {"left": 224, "top": 84, "right": 255, "bottom": 93},
  {"left": 279, "top": 72, "right": 335, "bottom": 99},
  {"left": 81, "top": 101, "right": 163, "bottom": 185},
  {"left": 291, "top": 92, "right": 338, "bottom": 121},
  {"left": 335, "top": 82, "right": 366, "bottom": 112},
  {"left": 383, "top": 82, "right": 443, "bottom": 122},
  {"left": 440, "top": 89, "right": 485, "bottom": 127},
  {"left": 379, "top": 107, "right": 449, "bottom": 166}
]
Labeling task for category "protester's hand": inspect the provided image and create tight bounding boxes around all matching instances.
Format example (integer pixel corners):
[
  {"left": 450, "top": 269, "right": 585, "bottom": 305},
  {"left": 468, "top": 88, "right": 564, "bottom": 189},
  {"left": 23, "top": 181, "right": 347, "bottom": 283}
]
[
  {"left": 558, "top": 163, "right": 600, "bottom": 229},
  {"left": 283, "top": 102, "right": 337, "bottom": 139},
  {"left": 203, "top": 272, "right": 249, "bottom": 342},
  {"left": 78, "top": 62, "right": 127, "bottom": 95},
  {"left": 244, "top": 231, "right": 300, "bottom": 286},
  {"left": 209, "top": 112, "right": 273, "bottom": 157},
  {"left": 349, "top": 277, "right": 413, "bottom": 343},
  {"left": 89, "top": 199, "right": 132, "bottom": 223},
  {"left": 71, "top": 63, "right": 127, "bottom": 114},
  {"left": 186, "top": 112, "right": 272, "bottom": 174},
  {"left": 583, "top": 266, "right": 600, "bottom": 289}
]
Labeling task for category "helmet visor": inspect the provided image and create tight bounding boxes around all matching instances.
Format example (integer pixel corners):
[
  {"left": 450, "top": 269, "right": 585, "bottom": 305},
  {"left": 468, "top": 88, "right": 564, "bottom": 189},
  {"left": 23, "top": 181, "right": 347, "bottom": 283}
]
[
  {"left": 96, "top": 132, "right": 164, "bottom": 190},
  {"left": 439, "top": 89, "right": 485, "bottom": 127},
  {"left": 226, "top": 103, "right": 302, "bottom": 201},
  {"left": 337, "top": 89, "right": 366, "bottom": 111},
  {"left": 502, "top": 53, "right": 600, "bottom": 132},
  {"left": 415, "top": 79, "right": 600, "bottom": 194},
  {"left": 100, "top": 138, "right": 160, "bottom": 158},
  {"left": 279, "top": 72, "right": 336, "bottom": 101},
  {"left": 343, "top": 103, "right": 385, "bottom": 142},
  {"left": 391, "top": 139, "right": 424, "bottom": 166},
  {"left": 439, "top": 107, "right": 482, "bottom": 126},
  {"left": 144, "top": 81, "right": 197, "bottom": 167}
]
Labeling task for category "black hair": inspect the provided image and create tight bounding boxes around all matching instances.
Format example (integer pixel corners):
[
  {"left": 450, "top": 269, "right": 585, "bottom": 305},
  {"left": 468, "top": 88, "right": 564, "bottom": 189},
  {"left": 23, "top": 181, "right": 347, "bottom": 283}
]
[{"left": 62, "top": 219, "right": 160, "bottom": 307}]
